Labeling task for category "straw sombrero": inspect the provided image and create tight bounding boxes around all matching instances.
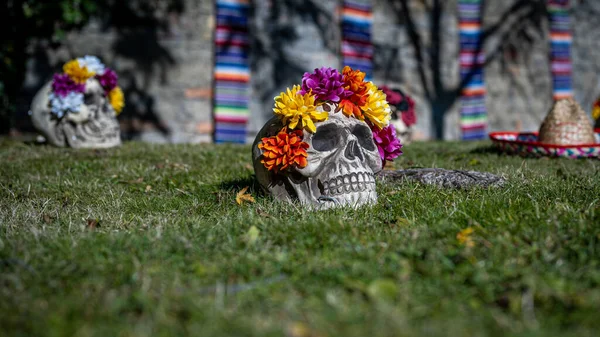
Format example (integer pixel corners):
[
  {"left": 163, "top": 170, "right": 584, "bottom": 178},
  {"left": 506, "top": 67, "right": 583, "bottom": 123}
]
[{"left": 490, "top": 98, "right": 600, "bottom": 159}]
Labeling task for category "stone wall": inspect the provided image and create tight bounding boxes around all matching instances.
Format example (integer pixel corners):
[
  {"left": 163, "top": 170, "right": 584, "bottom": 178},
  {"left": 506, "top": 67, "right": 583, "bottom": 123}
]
[
  {"left": 372, "top": 0, "right": 600, "bottom": 140},
  {"left": 19, "top": 0, "right": 215, "bottom": 143},
  {"left": 16, "top": 0, "right": 600, "bottom": 142}
]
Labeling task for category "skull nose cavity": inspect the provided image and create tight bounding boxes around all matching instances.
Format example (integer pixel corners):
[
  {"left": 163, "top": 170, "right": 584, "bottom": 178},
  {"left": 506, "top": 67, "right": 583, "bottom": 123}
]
[
  {"left": 344, "top": 139, "right": 364, "bottom": 161},
  {"left": 317, "top": 179, "right": 325, "bottom": 195}
]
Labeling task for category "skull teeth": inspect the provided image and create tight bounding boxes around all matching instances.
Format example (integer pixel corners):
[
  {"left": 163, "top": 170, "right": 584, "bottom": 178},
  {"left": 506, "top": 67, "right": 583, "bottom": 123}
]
[{"left": 322, "top": 172, "right": 376, "bottom": 196}]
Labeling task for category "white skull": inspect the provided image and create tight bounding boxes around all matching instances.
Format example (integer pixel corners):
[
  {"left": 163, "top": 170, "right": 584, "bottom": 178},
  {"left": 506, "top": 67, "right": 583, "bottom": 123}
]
[
  {"left": 253, "top": 104, "right": 383, "bottom": 209},
  {"left": 30, "top": 78, "right": 121, "bottom": 148},
  {"left": 391, "top": 117, "right": 413, "bottom": 145}
]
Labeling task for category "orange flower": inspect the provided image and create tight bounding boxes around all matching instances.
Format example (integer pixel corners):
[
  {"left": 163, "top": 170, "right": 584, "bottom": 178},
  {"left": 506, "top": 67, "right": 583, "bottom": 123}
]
[
  {"left": 258, "top": 128, "right": 309, "bottom": 173},
  {"left": 340, "top": 66, "right": 369, "bottom": 119}
]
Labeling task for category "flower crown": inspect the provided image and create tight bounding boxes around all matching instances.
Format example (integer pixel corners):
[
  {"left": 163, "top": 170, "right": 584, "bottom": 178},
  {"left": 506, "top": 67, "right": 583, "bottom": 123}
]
[
  {"left": 48, "top": 56, "right": 124, "bottom": 118},
  {"left": 258, "top": 66, "right": 403, "bottom": 173}
]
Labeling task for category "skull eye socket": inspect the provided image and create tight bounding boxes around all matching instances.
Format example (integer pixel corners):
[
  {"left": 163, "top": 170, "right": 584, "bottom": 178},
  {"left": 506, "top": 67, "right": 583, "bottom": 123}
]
[
  {"left": 84, "top": 93, "right": 96, "bottom": 105},
  {"left": 312, "top": 124, "right": 340, "bottom": 152},
  {"left": 352, "top": 124, "right": 376, "bottom": 151}
]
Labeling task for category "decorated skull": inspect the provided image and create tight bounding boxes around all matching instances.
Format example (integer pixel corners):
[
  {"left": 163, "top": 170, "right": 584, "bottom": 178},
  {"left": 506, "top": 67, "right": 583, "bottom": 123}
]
[
  {"left": 252, "top": 67, "right": 403, "bottom": 209},
  {"left": 30, "top": 56, "right": 124, "bottom": 149}
]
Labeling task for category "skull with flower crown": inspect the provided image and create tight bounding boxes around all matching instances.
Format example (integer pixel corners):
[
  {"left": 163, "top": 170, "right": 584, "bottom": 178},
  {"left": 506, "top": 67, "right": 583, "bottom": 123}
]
[
  {"left": 30, "top": 56, "right": 124, "bottom": 148},
  {"left": 252, "top": 66, "right": 403, "bottom": 209}
]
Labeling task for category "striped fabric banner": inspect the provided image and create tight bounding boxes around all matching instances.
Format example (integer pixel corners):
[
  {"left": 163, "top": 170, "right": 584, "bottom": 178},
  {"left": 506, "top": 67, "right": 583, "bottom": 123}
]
[
  {"left": 341, "top": 0, "right": 373, "bottom": 80},
  {"left": 213, "top": 0, "right": 251, "bottom": 143},
  {"left": 548, "top": 0, "right": 572, "bottom": 100},
  {"left": 458, "top": 0, "right": 487, "bottom": 140}
]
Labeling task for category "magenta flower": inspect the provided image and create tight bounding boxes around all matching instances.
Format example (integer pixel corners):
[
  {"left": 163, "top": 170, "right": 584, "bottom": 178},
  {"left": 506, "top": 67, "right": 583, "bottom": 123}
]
[
  {"left": 380, "top": 86, "right": 402, "bottom": 105},
  {"left": 372, "top": 125, "right": 403, "bottom": 163},
  {"left": 298, "top": 67, "right": 348, "bottom": 102},
  {"left": 401, "top": 95, "right": 416, "bottom": 127},
  {"left": 97, "top": 68, "right": 118, "bottom": 92},
  {"left": 51, "top": 74, "right": 85, "bottom": 97},
  {"left": 380, "top": 86, "right": 417, "bottom": 127}
]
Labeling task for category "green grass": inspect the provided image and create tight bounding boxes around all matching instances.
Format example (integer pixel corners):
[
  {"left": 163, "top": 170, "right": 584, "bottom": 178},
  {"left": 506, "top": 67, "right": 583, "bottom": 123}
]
[{"left": 1, "top": 139, "right": 599, "bottom": 337}]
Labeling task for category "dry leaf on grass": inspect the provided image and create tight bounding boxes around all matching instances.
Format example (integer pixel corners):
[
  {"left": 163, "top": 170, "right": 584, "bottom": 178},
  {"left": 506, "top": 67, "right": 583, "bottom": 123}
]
[
  {"left": 256, "top": 208, "right": 272, "bottom": 218},
  {"left": 119, "top": 177, "right": 144, "bottom": 184},
  {"left": 42, "top": 214, "right": 54, "bottom": 224},
  {"left": 86, "top": 218, "right": 100, "bottom": 229},
  {"left": 236, "top": 186, "right": 255, "bottom": 205},
  {"left": 244, "top": 225, "right": 260, "bottom": 245}
]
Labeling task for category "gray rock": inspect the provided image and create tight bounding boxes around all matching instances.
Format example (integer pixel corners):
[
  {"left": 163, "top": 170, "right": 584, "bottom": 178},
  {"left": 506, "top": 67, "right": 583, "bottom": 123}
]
[{"left": 377, "top": 168, "right": 506, "bottom": 189}]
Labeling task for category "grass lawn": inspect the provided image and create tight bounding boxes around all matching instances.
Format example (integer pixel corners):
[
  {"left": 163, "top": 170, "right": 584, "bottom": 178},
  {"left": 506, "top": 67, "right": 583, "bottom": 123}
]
[{"left": 1, "top": 139, "right": 599, "bottom": 337}]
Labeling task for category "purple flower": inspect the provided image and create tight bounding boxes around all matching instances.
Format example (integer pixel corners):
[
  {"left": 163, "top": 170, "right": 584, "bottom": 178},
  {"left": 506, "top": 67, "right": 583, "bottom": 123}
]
[
  {"left": 97, "top": 68, "right": 118, "bottom": 92},
  {"left": 51, "top": 74, "right": 85, "bottom": 97},
  {"left": 372, "top": 125, "right": 403, "bottom": 163},
  {"left": 298, "top": 67, "right": 348, "bottom": 102}
]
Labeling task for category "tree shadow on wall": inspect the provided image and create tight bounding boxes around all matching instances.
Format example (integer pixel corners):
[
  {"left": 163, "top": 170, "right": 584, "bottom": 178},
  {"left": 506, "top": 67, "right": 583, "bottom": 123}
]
[
  {"left": 249, "top": 0, "right": 339, "bottom": 123},
  {"left": 373, "top": 43, "right": 404, "bottom": 84},
  {"left": 14, "top": 43, "right": 56, "bottom": 133},
  {"left": 386, "top": 0, "right": 547, "bottom": 139},
  {"left": 108, "top": 0, "right": 182, "bottom": 140}
]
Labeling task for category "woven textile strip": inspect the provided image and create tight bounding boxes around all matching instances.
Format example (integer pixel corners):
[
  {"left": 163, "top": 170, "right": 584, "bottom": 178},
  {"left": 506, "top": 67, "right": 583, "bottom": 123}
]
[
  {"left": 458, "top": 0, "right": 487, "bottom": 140},
  {"left": 213, "top": 0, "right": 250, "bottom": 143},
  {"left": 341, "top": 0, "right": 373, "bottom": 80},
  {"left": 548, "top": 0, "right": 572, "bottom": 100}
]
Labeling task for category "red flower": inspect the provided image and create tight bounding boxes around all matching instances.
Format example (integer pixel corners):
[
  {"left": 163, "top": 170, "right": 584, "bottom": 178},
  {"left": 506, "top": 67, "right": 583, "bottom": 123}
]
[{"left": 258, "top": 128, "right": 309, "bottom": 173}]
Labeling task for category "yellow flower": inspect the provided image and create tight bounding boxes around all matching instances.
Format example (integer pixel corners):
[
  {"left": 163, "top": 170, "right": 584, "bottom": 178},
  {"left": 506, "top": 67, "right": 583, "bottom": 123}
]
[
  {"left": 63, "top": 59, "right": 95, "bottom": 84},
  {"left": 273, "top": 85, "right": 328, "bottom": 133},
  {"left": 457, "top": 227, "right": 475, "bottom": 248},
  {"left": 108, "top": 86, "right": 125, "bottom": 115},
  {"left": 361, "top": 82, "right": 391, "bottom": 130},
  {"left": 593, "top": 100, "right": 600, "bottom": 120}
]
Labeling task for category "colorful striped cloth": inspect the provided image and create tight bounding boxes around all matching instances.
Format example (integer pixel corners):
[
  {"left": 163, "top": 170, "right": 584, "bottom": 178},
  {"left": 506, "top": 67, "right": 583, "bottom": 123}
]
[
  {"left": 458, "top": 0, "right": 487, "bottom": 140},
  {"left": 548, "top": 0, "right": 572, "bottom": 100},
  {"left": 341, "top": 0, "right": 373, "bottom": 80},
  {"left": 213, "top": 0, "right": 251, "bottom": 143}
]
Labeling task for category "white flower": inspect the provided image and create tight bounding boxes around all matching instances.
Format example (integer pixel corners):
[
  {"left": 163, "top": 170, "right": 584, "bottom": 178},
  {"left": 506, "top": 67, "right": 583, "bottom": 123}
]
[
  {"left": 49, "top": 92, "right": 84, "bottom": 118},
  {"left": 77, "top": 55, "right": 106, "bottom": 75}
]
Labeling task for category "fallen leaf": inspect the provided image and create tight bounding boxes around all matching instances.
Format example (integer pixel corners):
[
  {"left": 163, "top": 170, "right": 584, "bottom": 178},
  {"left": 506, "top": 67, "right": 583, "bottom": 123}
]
[
  {"left": 171, "top": 163, "right": 189, "bottom": 170},
  {"left": 367, "top": 278, "right": 398, "bottom": 303},
  {"left": 457, "top": 227, "right": 475, "bottom": 247},
  {"left": 287, "top": 322, "right": 311, "bottom": 337},
  {"left": 256, "top": 208, "right": 272, "bottom": 218},
  {"left": 244, "top": 225, "right": 260, "bottom": 245},
  {"left": 395, "top": 217, "right": 410, "bottom": 226},
  {"left": 119, "top": 177, "right": 144, "bottom": 184},
  {"left": 175, "top": 188, "right": 192, "bottom": 196},
  {"left": 468, "top": 158, "right": 481, "bottom": 166},
  {"left": 87, "top": 218, "right": 100, "bottom": 229},
  {"left": 236, "top": 186, "right": 255, "bottom": 205},
  {"left": 42, "top": 214, "right": 53, "bottom": 224}
]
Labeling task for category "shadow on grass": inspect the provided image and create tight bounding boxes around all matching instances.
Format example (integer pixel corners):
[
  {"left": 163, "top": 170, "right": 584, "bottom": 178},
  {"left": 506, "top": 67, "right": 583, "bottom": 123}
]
[
  {"left": 469, "top": 145, "right": 504, "bottom": 155},
  {"left": 219, "top": 175, "right": 264, "bottom": 196}
]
